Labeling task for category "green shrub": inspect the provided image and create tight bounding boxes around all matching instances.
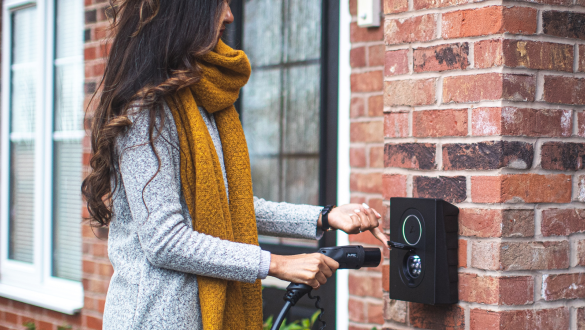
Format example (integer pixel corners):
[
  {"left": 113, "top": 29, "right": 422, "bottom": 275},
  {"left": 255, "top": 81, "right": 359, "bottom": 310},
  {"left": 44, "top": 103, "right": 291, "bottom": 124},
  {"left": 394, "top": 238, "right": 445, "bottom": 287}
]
[{"left": 263, "top": 310, "right": 321, "bottom": 330}]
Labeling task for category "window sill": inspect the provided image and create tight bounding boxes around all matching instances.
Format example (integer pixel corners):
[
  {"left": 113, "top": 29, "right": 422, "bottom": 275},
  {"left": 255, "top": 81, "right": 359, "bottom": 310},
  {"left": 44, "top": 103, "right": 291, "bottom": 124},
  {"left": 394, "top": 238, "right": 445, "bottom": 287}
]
[{"left": 0, "top": 283, "right": 83, "bottom": 315}]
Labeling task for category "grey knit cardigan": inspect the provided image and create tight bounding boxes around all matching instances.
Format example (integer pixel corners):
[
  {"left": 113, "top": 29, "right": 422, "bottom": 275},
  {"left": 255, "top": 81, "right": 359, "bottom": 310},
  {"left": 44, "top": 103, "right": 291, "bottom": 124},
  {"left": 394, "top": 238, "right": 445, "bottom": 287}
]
[{"left": 102, "top": 104, "right": 323, "bottom": 329}]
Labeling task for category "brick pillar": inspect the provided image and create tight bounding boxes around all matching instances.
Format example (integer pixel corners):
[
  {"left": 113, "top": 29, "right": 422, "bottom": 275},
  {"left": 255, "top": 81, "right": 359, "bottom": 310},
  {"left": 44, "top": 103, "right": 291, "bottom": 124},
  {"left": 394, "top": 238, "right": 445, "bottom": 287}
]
[
  {"left": 347, "top": 1, "right": 388, "bottom": 329},
  {"left": 82, "top": 1, "right": 112, "bottom": 329},
  {"left": 378, "top": 0, "right": 585, "bottom": 328}
]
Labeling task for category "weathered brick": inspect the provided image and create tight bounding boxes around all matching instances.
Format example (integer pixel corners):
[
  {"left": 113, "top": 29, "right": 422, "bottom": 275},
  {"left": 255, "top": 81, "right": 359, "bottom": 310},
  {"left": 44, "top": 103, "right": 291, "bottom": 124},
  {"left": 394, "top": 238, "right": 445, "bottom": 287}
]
[
  {"left": 472, "top": 174, "right": 572, "bottom": 204},
  {"left": 472, "top": 107, "right": 502, "bottom": 136},
  {"left": 500, "top": 241, "right": 569, "bottom": 270},
  {"left": 370, "top": 146, "right": 384, "bottom": 168},
  {"left": 543, "top": 273, "right": 585, "bottom": 300},
  {"left": 349, "top": 273, "right": 383, "bottom": 298},
  {"left": 443, "top": 73, "right": 535, "bottom": 104},
  {"left": 350, "top": 147, "right": 366, "bottom": 167},
  {"left": 385, "top": 14, "right": 436, "bottom": 45},
  {"left": 349, "top": 0, "right": 357, "bottom": 15},
  {"left": 414, "top": 0, "right": 471, "bottom": 10},
  {"left": 413, "top": 176, "right": 467, "bottom": 203},
  {"left": 413, "top": 109, "right": 468, "bottom": 137},
  {"left": 384, "top": 49, "right": 409, "bottom": 76},
  {"left": 577, "top": 111, "right": 585, "bottom": 137},
  {"left": 368, "top": 95, "right": 384, "bottom": 117},
  {"left": 543, "top": 11, "right": 585, "bottom": 40},
  {"left": 367, "top": 301, "right": 384, "bottom": 325},
  {"left": 578, "top": 240, "right": 585, "bottom": 266},
  {"left": 348, "top": 298, "right": 366, "bottom": 322},
  {"left": 502, "top": 209, "right": 534, "bottom": 237},
  {"left": 579, "top": 308, "right": 585, "bottom": 330},
  {"left": 577, "top": 175, "right": 585, "bottom": 202},
  {"left": 459, "top": 239, "right": 467, "bottom": 268},
  {"left": 500, "top": 107, "right": 572, "bottom": 137},
  {"left": 502, "top": 174, "right": 572, "bottom": 203},
  {"left": 383, "top": 296, "right": 406, "bottom": 323},
  {"left": 384, "top": 0, "right": 408, "bottom": 13},
  {"left": 517, "top": 0, "right": 572, "bottom": 5},
  {"left": 409, "top": 303, "right": 465, "bottom": 330},
  {"left": 384, "top": 79, "right": 436, "bottom": 106},
  {"left": 474, "top": 39, "right": 504, "bottom": 69},
  {"left": 413, "top": 43, "right": 469, "bottom": 72},
  {"left": 85, "top": 9, "right": 97, "bottom": 24},
  {"left": 459, "top": 209, "right": 502, "bottom": 238},
  {"left": 443, "top": 141, "right": 533, "bottom": 170},
  {"left": 361, "top": 47, "right": 379, "bottom": 70},
  {"left": 470, "top": 241, "right": 507, "bottom": 270},
  {"left": 384, "top": 112, "right": 409, "bottom": 138},
  {"left": 351, "top": 71, "right": 383, "bottom": 93},
  {"left": 470, "top": 308, "right": 570, "bottom": 330},
  {"left": 442, "top": 6, "right": 537, "bottom": 39},
  {"left": 350, "top": 22, "right": 384, "bottom": 42},
  {"left": 502, "top": 40, "right": 574, "bottom": 72},
  {"left": 472, "top": 240, "right": 570, "bottom": 270},
  {"left": 350, "top": 46, "right": 366, "bottom": 68},
  {"left": 385, "top": 143, "right": 436, "bottom": 169},
  {"left": 351, "top": 97, "right": 365, "bottom": 118},
  {"left": 459, "top": 273, "right": 533, "bottom": 305},
  {"left": 351, "top": 121, "right": 384, "bottom": 142},
  {"left": 541, "top": 209, "right": 585, "bottom": 236},
  {"left": 541, "top": 142, "right": 585, "bottom": 170},
  {"left": 544, "top": 76, "right": 585, "bottom": 105},
  {"left": 350, "top": 172, "right": 383, "bottom": 194},
  {"left": 460, "top": 209, "right": 533, "bottom": 238},
  {"left": 580, "top": 45, "right": 585, "bottom": 72},
  {"left": 382, "top": 174, "right": 407, "bottom": 199}
]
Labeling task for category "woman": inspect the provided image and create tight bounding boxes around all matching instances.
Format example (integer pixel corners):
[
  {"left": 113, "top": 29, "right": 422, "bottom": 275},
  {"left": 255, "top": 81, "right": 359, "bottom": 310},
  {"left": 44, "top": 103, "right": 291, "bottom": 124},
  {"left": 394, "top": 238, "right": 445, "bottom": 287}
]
[{"left": 81, "top": 1, "right": 389, "bottom": 329}]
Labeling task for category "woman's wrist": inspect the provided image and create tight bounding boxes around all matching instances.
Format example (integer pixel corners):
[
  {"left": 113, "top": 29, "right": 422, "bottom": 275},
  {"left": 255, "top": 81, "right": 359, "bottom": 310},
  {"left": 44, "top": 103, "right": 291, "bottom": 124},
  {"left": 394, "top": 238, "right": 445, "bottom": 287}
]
[{"left": 268, "top": 254, "right": 283, "bottom": 277}]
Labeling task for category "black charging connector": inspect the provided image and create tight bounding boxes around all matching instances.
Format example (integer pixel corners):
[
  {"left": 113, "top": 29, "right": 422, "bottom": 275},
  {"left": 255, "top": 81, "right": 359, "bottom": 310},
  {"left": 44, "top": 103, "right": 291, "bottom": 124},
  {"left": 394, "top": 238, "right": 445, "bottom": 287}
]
[{"left": 270, "top": 245, "right": 381, "bottom": 330}]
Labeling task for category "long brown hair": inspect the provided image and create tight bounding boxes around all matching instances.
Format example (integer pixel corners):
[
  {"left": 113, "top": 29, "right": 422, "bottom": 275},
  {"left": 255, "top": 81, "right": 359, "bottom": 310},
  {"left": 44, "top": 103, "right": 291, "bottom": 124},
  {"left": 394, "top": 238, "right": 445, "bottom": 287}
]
[{"left": 81, "top": 0, "right": 227, "bottom": 227}]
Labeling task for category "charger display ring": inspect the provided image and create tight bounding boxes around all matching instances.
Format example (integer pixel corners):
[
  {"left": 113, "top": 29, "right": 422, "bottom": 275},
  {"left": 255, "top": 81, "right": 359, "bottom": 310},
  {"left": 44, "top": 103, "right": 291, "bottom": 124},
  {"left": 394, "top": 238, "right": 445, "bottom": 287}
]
[{"left": 402, "top": 215, "right": 422, "bottom": 246}]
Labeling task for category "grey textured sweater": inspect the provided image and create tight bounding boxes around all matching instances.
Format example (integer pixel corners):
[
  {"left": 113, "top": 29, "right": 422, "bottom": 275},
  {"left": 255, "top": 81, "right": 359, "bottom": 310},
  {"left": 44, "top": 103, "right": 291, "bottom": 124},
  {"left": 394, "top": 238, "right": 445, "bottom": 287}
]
[{"left": 102, "top": 104, "right": 323, "bottom": 329}]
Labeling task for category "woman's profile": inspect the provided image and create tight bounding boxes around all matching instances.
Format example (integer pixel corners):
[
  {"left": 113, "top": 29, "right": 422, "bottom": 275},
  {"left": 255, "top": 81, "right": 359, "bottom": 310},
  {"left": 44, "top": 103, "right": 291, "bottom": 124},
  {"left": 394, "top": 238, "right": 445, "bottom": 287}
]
[{"left": 81, "top": 1, "right": 389, "bottom": 329}]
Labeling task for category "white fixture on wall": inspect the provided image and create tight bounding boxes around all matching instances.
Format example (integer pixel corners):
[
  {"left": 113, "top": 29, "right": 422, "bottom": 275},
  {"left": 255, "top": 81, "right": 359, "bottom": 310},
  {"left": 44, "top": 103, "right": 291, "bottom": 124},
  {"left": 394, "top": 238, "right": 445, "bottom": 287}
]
[{"left": 357, "top": 0, "right": 381, "bottom": 27}]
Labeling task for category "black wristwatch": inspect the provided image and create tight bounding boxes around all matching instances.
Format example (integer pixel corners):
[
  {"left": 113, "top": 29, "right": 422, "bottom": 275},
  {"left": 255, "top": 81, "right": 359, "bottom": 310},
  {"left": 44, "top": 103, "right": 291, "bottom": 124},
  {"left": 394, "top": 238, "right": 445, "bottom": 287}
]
[{"left": 321, "top": 205, "right": 336, "bottom": 231}]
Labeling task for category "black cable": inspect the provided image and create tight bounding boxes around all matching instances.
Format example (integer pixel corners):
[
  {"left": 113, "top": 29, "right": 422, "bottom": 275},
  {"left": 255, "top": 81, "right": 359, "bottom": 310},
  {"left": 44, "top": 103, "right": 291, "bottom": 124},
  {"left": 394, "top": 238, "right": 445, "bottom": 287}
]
[
  {"left": 307, "top": 291, "right": 326, "bottom": 329},
  {"left": 270, "top": 301, "right": 292, "bottom": 330}
]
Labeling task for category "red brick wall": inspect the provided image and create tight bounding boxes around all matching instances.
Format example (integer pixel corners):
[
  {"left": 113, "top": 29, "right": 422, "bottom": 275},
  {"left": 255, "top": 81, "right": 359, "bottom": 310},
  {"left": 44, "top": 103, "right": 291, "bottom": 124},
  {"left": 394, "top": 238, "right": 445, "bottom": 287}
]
[
  {"left": 81, "top": 0, "right": 111, "bottom": 329},
  {"left": 0, "top": 0, "right": 110, "bottom": 329},
  {"left": 347, "top": 1, "right": 388, "bottom": 329},
  {"left": 353, "top": 0, "right": 585, "bottom": 327}
]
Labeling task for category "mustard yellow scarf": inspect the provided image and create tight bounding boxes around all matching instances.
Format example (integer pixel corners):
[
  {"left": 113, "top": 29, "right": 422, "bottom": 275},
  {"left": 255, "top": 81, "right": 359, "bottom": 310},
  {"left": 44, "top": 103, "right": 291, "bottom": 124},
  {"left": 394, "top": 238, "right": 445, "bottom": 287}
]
[{"left": 168, "top": 40, "right": 262, "bottom": 330}]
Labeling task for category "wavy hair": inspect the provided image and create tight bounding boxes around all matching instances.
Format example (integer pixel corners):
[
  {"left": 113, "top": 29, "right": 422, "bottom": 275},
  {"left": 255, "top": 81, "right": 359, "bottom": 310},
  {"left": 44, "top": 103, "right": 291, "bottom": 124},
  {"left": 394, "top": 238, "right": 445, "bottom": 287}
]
[{"left": 81, "top": 0, "right": 227, "bottom": 227}]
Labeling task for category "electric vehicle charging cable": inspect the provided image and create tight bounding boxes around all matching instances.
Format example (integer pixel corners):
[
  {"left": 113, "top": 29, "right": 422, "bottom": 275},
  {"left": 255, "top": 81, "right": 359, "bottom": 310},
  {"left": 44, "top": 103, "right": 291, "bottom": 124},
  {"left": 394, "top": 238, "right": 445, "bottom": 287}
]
[{"left": 270, "top": 245, "right": 382, "bottom": 330}]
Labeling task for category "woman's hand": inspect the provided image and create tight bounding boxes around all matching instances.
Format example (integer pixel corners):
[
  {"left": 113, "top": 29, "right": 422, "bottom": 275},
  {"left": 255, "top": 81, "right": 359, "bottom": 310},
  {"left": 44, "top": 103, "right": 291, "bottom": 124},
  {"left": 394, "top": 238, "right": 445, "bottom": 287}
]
[
  {"left": 268, "top": 253, "right": 339, "bottom": 289},
  {"left": 323, "top": 203, "right": 389, "bottom": 249}
]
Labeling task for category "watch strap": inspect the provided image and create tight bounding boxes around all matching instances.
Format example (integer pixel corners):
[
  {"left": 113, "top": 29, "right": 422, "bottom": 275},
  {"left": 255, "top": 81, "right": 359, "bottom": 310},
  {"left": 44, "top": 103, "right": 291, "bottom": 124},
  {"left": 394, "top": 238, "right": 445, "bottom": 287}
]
[{"left": 321, "top": 205, "right": 336, "bottom": 231}]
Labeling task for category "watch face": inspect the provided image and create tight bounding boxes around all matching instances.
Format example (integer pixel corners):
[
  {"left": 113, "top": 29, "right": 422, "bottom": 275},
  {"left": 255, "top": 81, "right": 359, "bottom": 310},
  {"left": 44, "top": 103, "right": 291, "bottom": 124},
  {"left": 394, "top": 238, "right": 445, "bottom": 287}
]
[{"left": 402, "top": 215, "right": 422, "bottom": 246}]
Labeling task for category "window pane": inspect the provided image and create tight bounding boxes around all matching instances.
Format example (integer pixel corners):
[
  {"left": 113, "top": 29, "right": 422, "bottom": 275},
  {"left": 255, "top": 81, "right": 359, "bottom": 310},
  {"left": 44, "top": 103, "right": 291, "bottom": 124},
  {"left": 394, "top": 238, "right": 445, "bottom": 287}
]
[
  {"left": 242, "top": 0, "right": 323, "bottom": 249},
  {"left": 8, "top": 6, "right": 38, "bottom": 263},
  {"left": 52, "top": 0, "right": 84, "bottom": 281},
  {"left": 286, "top": 0, "right": 322, "bottom": 62},
  {"left": 283, "top": 64, "right": 321, "bottom": 154},
  {"left": 243, "top": 0, "right": 282, "bottom": 66}
]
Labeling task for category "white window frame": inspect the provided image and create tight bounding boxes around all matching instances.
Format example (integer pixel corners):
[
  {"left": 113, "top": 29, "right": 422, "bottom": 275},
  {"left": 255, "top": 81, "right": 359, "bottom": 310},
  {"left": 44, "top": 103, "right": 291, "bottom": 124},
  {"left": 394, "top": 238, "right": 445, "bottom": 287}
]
[{"left": 0, "top": 0, "right": 83, "bottom": 314}]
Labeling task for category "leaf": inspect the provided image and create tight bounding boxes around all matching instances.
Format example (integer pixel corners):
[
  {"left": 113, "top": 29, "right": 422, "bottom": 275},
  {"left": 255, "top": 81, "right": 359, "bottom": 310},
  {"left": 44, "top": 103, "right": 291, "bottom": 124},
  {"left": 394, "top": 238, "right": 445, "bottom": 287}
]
[
  {"left": 310, "top": 310, "right": 321, "bottom": 325},
  {"left": 301, "top": 318, "right": 310, "bottom": 328}
]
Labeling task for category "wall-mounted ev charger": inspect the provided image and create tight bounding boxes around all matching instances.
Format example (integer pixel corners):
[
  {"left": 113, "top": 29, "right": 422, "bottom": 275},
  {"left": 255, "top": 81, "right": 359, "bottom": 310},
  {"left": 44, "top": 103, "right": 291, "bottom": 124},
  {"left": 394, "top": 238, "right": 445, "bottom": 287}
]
[{"left": 389, "top": 197, "right": 459, "bottom": 305}]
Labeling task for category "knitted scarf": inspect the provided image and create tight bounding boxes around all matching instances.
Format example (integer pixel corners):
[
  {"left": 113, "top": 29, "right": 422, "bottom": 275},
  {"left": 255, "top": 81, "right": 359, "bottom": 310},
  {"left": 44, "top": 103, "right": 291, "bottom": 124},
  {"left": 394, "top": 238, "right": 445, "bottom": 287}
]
[{"left": 168, "top": 40, "right": 262, "bottom": 330}]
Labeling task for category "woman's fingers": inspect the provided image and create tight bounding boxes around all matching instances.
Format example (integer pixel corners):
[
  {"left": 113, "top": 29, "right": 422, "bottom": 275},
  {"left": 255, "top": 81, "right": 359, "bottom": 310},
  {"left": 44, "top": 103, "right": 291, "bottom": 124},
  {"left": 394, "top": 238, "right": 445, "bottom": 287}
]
[
  {"left": 315, "top": 272, "right": 328, "bottom": 286},
  {"left": 321, "top": 255, "right": 340, "bottom": 272},
  {"left": 370, "top": 227, "right": 389, "bottom": 249}
]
